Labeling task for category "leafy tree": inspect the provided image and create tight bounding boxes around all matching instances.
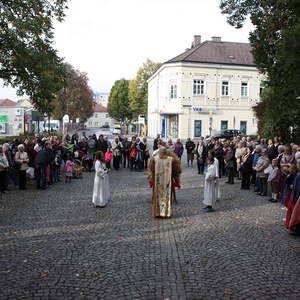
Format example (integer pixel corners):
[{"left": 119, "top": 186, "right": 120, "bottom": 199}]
[
  {"left": 52, "top": 64, "right": 94, "bottom": 132},
  {"left": 107, "top": 79, "right": 132, "bottom": 125},
  {"left": 129, "top": 59, "right": 161, "bottom": 119},
  {"left": 0, "top": 0, "right": 68, "bottom": 111},
  {"left": 220, "top": 0, "right": 300, "bottom": 142}
]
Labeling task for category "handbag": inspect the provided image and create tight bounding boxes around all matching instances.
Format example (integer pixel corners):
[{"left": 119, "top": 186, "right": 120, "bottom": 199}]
[
  {"left": 26, "top": 167, "right": 35, "bottom": 179},
  {"left": 13, "top": 161, "right": 21, "bottom": 170},
  {"left": 264, "top": 164, "right": 273, "bottom": 174}
]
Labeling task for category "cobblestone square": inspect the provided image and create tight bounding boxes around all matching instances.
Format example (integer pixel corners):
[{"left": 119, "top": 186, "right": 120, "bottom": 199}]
[{"left": 1, "top": 164, "right": 300, "bottom": 300}]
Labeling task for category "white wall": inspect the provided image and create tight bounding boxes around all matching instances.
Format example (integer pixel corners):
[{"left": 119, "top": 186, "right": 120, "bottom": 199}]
[{"left": 0, "top": 106, "right": 24, "bottom": 136}]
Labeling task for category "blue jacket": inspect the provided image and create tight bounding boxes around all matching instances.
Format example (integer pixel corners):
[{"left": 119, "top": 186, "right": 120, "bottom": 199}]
[{"left": 252, "top": 152, "right": 261, "bottom": 168}]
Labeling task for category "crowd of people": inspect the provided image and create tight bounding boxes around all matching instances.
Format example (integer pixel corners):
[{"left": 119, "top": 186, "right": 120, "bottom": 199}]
[
  {"left": 151, "top": 134, "right": 300, "bottom": 234},
  {"left": 0, "top": 131, "right": 152, "bottom": 194},
  {"left": 1, "top": 130, "right": 300, "bottom": 234}
]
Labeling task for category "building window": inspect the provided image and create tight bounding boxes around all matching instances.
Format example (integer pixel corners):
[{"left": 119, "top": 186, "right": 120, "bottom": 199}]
[
  {"left": 222, "top": 81, "right": 229, "bottom": 96},
  {"left": 240, "top": 121, "right": 247, "bottom": 134},
  {"left": 241, "top": 82, "right": 248, "bottom": 97},
  {"left": 194, "top": 120, "right": 202, "bottom": 138},
  {"left": 221, "top": 120, "right": 228, "bottom": 131},
  {"left": 193, "top": 79, "right": 205, "bottom": 95},
  {"left": 170, "top": 84, "right": 177, "bottom": 99},
  {"left": 259, "top": 85, "right": 264, "bottom": 96}
]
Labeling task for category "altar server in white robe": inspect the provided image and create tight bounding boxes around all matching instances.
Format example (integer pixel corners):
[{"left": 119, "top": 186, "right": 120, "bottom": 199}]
[
  {"left": 92, "top": 151, "right": 110, "bottom": 207},
  {"left": 203, "top": 157, "right": 217, "bottom": 212},
  {"left": 208, "top": 150, "right": 221, "bottom": 201}
]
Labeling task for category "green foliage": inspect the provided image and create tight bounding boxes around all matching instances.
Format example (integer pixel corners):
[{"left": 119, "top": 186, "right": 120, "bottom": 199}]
[
  {"left": 221, "top": 0, "right": 300, "bottom": 143},
  {"left": 52, "top": 63, "right": 94, "bottom": 124},
  {"left": 129, "top": 59, "right": 161, "bottom": 119},
  {"left": 0, "top": 0, "right": 68, "bottom": 112},
  {"left": 107, "top": 79, "right": 132, "bottom": 124}
]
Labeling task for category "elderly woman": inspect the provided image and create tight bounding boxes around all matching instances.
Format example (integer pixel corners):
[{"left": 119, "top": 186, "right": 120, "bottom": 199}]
[
  {"left": 235, "top": 142, "right": 246, "bottom": 180},
  {"left": 280, "top": 145, "right": 294, "bottom": 168},
  {"left": 0, "top": 145, "right": 9, "bottom": 193},
  {"left": 15, "top": 144, "right": 29, "bottom": 190},
  {"left": 254, "top": 148, "right": 270, "bottom": 196}
]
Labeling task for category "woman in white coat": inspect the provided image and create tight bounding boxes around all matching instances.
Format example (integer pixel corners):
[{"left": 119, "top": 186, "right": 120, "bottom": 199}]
[
  {"left": 203, "top": 157, "right": 217, "bottom": 212},
  {"left": 92, "top": 151, "right": 110, "bottom": 207}
]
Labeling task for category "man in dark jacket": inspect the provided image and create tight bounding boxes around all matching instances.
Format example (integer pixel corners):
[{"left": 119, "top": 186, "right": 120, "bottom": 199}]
[
  {"left": 153, "top": 134, "right": 160, "bottom": 151},
  {"left": 122, "top": 137, "right": 131, "bottom": 168},
  {"left": 96, "top": 135, "right": 108, "bottom": 153},
  {"left": 186, "top": 138, "right": 196, "bottom": 167},
  {"left": 34, "top": 143, "right": 50, "bottom": 189}
]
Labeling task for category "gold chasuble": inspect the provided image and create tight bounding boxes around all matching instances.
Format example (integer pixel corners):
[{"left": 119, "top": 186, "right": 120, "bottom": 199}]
[{"left": 150, "top": 156, "right": 173, "bottom": 217}]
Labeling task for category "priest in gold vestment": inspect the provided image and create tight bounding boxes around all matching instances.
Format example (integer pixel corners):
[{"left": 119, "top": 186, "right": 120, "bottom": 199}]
[{"left": 149, "top": 148, "right": 181, "bottom": 218}]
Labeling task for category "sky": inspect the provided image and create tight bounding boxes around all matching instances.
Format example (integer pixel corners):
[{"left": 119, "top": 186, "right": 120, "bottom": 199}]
[{"left": 1, "top": 0, "right": 254, "bottom": 101}]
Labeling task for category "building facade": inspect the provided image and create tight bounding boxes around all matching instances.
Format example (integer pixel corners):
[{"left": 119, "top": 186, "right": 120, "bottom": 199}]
[
  {"left": 147, "top": 36, "right": 264, "bottom": 139},
  {"left": 85, "top": 102, "right": 112, "bottom": 128},
  {"left": 0, "top": 99, "right": 25, "bottom": 136}
]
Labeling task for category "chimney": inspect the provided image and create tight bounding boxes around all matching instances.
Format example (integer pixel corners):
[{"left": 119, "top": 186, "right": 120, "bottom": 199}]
[
  {"left": 211, "top": 36, "right": 221, "bottom": 42},
  {"left": 191, "top": 35, "right": 201, "bottom": 48}
]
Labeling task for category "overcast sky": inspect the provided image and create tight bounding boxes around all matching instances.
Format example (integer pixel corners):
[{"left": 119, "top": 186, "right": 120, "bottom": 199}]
[{"left": 1, "top": 0, "right": 254, "bottom": 101}]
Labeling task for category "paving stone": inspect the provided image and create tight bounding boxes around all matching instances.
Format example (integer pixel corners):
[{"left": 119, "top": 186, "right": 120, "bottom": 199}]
[{"left": 0, "top": 160, "right": 299, "bottom": 299}]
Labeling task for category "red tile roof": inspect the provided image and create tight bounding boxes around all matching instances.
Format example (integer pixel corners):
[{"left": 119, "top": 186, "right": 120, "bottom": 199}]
[
  {"left": 93, "top": 102, "right": 107, "bottom": 113},
  {"left": 0, "top": 99, "right": 17, "bottom": 107},
  {"left": 167, "top": 41, "right": 256, "bottom": 67}
]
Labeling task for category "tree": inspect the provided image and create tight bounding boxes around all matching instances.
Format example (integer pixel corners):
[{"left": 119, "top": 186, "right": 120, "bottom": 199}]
[
  {"left": 220, "top": 0, "right": 300, "bottom": 142},
  {"left": 129, "top": 59, "right": 161, "bottom": 119},
  {"left": 52, "top": 64, "right": 94, "bottom": 132},
  {"left": 107, "top": 79, "right": 132, "bottom": 125},
  {"left": 0, "top": 0, "right": 68, "bottom": 111}
]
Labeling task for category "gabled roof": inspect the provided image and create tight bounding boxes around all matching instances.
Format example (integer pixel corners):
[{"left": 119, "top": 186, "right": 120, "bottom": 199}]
[
  {"left": 0, "top": 99, "right": 17, "bottom": 107},
  {"left": 93, "top": 102, "right": 107, "bottom": 113},
  {"left": 166, "top": 41, "right": 256, "bottom": 67}
]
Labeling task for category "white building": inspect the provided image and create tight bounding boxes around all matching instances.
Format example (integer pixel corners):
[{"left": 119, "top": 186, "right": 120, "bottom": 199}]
[
  {"left": 0, "top": 99, "right": 25, "bottom": 136},
  {"left": 147, "top": 36, "right": 264, "bottom": 139},
  {"left": 85, "top": 102, "right": 112, "bottom": 128}
]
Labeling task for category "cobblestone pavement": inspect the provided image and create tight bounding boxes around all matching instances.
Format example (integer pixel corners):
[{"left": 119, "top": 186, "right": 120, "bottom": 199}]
[{"left": 1, "top": 161, "right": 300, "bottom": 300}]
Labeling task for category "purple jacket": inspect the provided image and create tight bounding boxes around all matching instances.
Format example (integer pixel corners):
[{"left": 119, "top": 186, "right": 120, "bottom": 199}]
[{"left": 174, "top": 142, "right": 184, "bottom": 157}]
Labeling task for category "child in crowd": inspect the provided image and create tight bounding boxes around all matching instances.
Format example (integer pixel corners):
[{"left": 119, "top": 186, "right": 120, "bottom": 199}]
[
  {"left": 64, "top": 155, "right": 74, "bottom": 183},
  {"left": 203, "top": 157, "right": 217, "bottom": 212},
  {"left": 104, "top": 148, "right": 113, "bottom": 171},
  {"left": 129, "top": 144, "right": 136, "bottom": 171},
  {"left": 268, "top": 159, "right": 280, "bottom": 202}
]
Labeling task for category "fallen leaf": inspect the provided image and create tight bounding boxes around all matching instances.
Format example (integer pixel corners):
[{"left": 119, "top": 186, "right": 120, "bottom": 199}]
[
  {"left": 291, "top": 245, "right": 300, "bottom": 248},
  {"left": 224, "top": 290, "right": 233, "bottom": 295},
  {"left": 40, "top": 271, "right": 49, "bottom": 277},
  {"left": 117, "top": 236, "right": 124, "bottom": 240}
]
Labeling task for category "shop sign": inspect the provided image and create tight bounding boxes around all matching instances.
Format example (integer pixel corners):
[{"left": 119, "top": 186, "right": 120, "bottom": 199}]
[
  {"left": 192, "top": 107, "right": 216, "bottom": 114},
  {"left": 0, "top": 115, "right": 8, "bottom": 123}
]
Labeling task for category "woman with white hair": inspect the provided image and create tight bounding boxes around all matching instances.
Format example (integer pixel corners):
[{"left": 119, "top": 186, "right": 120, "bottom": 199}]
[{"left": 15, "top": 144, "right": 29, "bottom": 190}]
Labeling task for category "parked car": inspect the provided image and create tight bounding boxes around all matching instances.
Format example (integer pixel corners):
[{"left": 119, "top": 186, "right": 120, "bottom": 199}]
[
  {"left": 213, "top": 129, "right": 244, "bottom": 139},
  {"left": 112, "top": 127, "right": 121, "bottom": 134}
]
